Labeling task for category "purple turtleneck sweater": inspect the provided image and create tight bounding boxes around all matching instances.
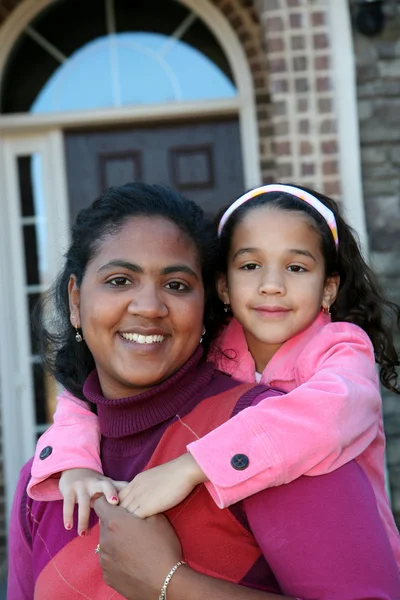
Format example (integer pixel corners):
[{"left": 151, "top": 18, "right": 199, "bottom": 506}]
[{"left": 8, "top": 348, "right": 400, "bottom": 599}]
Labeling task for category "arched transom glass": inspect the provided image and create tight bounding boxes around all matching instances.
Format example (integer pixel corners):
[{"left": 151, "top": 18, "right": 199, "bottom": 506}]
[{"left": 1, "top": 0, "right": 237, "bottom": 114}]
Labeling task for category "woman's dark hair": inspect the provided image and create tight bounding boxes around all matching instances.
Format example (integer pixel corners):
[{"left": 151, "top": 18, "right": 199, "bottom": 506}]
[
  {"left": 39, "top": 182, "right": 220, "bottom": 400},
  {"left": 217, "top": 184, "right": 400, "bottom": 394}
]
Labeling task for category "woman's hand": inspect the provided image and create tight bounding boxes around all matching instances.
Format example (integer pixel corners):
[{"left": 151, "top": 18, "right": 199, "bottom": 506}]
[
  {"left": 59, "top": 468, "right": 127, "bottom": 535},
  {"left": 118, "top": 453, "right": 207, "bottom": 517},
  {"left": 93, "top": 497, "right": 183, "bottom": 600}
]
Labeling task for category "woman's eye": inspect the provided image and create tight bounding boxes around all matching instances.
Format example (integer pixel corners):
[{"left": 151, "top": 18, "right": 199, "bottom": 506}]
[
  {"left": 108, "top": 276, "right": 131, "bottom": 286},
  {"left": 165, "top": 281, "right": 188, "bottom": 292},
  {"left": 241, "top": 263, "right": 260, "bottom": 271},
  {"left": 287, "top": 265, "right": 306, "bottom": 273}
]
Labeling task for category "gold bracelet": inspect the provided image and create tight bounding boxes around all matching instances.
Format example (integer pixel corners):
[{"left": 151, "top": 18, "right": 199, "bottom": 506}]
[{"left": 158, "top": 560, "right": 187, "bottom": 600}]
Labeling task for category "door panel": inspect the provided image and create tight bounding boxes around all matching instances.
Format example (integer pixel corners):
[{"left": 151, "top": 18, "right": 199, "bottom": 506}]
[{"left": 64, "top": 118, "right": 244, "bottom": 219}]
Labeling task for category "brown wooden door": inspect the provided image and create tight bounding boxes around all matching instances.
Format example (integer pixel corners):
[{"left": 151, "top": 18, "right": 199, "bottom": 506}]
[{"left": 64, "top": 117, "right": 245, "bottom": 220}]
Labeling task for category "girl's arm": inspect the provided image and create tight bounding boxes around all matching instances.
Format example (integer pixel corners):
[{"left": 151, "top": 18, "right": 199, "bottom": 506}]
[
  {"left": 28, "top": 390, "right": 103, "bottom": 501},
  {"left": 93, "top": 461, "right": 400, "bottom": 600},
  {"left": 8, "top": 463, "right": 35, "bottom": 600},
  {"left": 243, "top": 460, "right": 400, "bottom": 599},
  {"left": 189, "top": 322, "right": 381, "bottom": 507}
]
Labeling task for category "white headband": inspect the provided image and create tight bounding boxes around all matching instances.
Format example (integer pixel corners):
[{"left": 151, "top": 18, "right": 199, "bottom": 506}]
[{"left": 218, "top": 184, "right": 339, "bottom": 249}]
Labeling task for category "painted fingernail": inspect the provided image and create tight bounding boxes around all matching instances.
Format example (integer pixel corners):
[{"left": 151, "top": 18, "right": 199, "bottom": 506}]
[
  {"left": 65, "top": 523, "right": 72, "bottom": 530},
  {"left": 80, "top": 530, "right": 86, "bottom": 537},
  {"left": 110, "top": 496, "right": 118, "bottom": 502}
]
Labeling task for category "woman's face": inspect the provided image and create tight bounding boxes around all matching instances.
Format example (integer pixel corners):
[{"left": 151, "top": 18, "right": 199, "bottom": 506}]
[{"left": 69, "top": 216, "right": 205, "bottom": 398}]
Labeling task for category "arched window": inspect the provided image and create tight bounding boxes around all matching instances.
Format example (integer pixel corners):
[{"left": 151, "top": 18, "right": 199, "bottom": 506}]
[
  {"left": 2, "top": 0, "right": 237, "bottom": 114},
  {"left": 32, "top": 32, "right": 236, "bottom": 113}
]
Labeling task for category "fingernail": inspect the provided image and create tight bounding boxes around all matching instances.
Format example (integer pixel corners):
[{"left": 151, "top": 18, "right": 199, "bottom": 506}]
[
  {"left": 80, "top": 531, "right": 86, "bottom": 537},
  {"left": 110, "top": 496, "right": 118, "bottom": 502},
  {"left": 65, "top": 523, "right": 72, "bottom": 530}
]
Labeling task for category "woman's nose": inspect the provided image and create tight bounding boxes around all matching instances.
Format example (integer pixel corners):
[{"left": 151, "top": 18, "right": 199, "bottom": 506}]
[{"left": 127, "top": 286, "right": 168, "bottom": 318}]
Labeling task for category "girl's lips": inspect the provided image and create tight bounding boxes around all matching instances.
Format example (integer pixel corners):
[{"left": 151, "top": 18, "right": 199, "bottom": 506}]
[
  {"left": 253, "top": 306, "right": 291, "bottom": 318},
  {"left": 253, "top": 306, "right": 290, "bottom": 312}
]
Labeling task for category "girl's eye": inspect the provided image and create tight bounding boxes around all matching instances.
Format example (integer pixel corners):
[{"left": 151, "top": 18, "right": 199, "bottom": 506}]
[
  {"left": 165, "top": 281, "right": 188, "bottom": 292},
  {"left": 241, "top": 263, "right": 260, "bottom": 271},
  {"left": 108, "top": 276, "right": 131, "bottom": 286},
  {"left": 287, "top": 265, "right": 306, "bottom": 273}
]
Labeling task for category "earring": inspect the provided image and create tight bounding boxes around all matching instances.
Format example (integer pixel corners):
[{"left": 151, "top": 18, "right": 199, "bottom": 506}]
[
  {"left": 200, "top": 327, "right": 206, "bottom": 344},
  {"left": 223, "top": 303, "right": 230, "bottom": 313},
  {"left": 75, "top": 326, "right": 83, "bottom": 343},
  {"left": 322, "top": 304, "right": 331, "bottom": 316}
]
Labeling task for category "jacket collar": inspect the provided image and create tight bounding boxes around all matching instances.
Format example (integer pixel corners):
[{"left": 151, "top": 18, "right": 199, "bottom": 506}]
[{"left": 211, "top": 312, "right": 330, "bottom": 384}]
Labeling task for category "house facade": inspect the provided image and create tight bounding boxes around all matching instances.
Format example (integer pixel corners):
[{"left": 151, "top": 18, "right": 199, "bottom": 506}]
[{"left": 0, "top": 0, "right": 399, "bottom": 575}]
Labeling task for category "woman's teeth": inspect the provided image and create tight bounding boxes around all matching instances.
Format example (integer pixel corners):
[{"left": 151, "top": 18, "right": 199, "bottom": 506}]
[{"left": 121, "top": 333, "right": 165, "bottom": 344}]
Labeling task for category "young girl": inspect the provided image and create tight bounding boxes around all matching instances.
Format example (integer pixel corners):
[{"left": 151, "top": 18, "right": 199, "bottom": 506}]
[{"left": 29, "top": 183, "right": 400, "bottom": 566}]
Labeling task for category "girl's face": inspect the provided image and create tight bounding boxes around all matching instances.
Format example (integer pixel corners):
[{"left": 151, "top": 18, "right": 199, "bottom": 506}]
[
  {"left": 218, "top": 207, "right": 339, "bottom": 371},
  {"left": 69, "top": 216, "right": 205, "bottom": 398}
]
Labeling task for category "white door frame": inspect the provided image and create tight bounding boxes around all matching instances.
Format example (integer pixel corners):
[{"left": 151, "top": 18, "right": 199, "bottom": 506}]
[
  {"left": 0, "top": 131, "right": 70, "bottom": 517},
  {"left": 327, "top": 0, "right": 368, "bottom": 253}
]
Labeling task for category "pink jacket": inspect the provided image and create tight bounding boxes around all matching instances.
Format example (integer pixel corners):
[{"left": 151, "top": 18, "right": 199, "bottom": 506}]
[{"left": 29, "top": 312, "right": 400, "bottom": 566}]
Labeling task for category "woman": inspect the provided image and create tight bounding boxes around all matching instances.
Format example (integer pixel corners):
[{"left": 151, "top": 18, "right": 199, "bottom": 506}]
[{"left": 8, "top": 183, "right": 400, "bottom": 599}]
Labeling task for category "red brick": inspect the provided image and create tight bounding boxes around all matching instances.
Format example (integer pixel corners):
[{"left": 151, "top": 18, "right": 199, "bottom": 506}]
[
  {"left": 290, "top": 12, "right": 303, "bottom": 28},
  {"left": 295, "top": 77, "right": 309, "bottom": 92},
  {"left": 277, "top": 163, "right": 294, "bottom": 178},
  {"left": 254, "top": 76, "right": 268, "bottom": 88},
  {"left": 316, "top": 76, "right": 332, "bottom": 92},
  {"left": 273, "top": 100, "right": 287, "bottom": 116},
  {"left": 293, "top": 56, "right": 308, "bottom": 71},
  {"left": 297, "top": 97, "right": 308, "bottom": 112},
  {"left": 320, "top": 119, "right": 337, "bottom": 134},
  {"left": 315, "top": 55, "right": 330, "bottom": 70},
  {"left": 291, "top": 35, "right": 305, "bottom": 50},
  {"left": 266, "top": 16, "right": 284, "bottom": 32},
  {"left": 274, "top": 120, "right": 290, "bottom": 135},
  {"left": 323, "top": 180, "right": 341, "bottom": 197},
  {"left": 257, "top": 108, "right": 269, "bottom": 120},
  {"left": 318, "top": 97, "right": 333, "bottom": 113},
  {"left": 301, "top": 163, "right": 315, "bottom": 176},
  {"left": 313, "top": 33, "right": 329, "bottom": 50},
  {"left": 269, "top": 57, "right": 288, "bottom": 73},
  {"left": 298, "top": 119, "right": 310, "bottom": 134},
  {"left": 311, "top": 11, "right": 326, "bottom": 27},
  {"left": 321, "top": 140, "right": 338, "bottom": 154},
  {"left": 322, "top": 160, "right": 339, "bottom": 175},
  {"left": 263, "top": 174, "right": 276, "bottom": 184},
  {"left": 275, "top": 141, "right": 292, "bottom": 156},
  {"left": 265, "top": 0, "right": 281, "bottom": 11},
  {"left": 299, "top": 141, "right": 313, "bottom": 155},
  {"left": 267, "top": 38, "right": 285, "bottom": 53},
  {"left": 271, "top": 78, "right": 289, "bottom": 93}
]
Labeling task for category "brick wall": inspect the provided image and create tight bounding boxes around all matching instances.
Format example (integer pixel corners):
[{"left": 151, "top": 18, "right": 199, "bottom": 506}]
[
  {"left": 351, "top": 0, "right": 400, "bottom": 523},
  {"left": 213, "top": 0, "right": 276, "bottom": 182},
  {"left": 255, "top": 0, "right": 341, "bottom": 195}
]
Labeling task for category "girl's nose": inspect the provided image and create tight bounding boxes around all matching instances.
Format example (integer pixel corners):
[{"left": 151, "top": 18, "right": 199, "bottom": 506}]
[{"left": 258, "top": 269, "right": 285, "bottom": 295}]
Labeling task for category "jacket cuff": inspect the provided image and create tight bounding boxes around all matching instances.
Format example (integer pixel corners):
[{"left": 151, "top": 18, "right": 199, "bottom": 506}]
[
  {"left": 28, "top": 474, "right": 63, "bottom": 501},
  {"left": 187, "top": 412, "right": 278, "bottom": 508}
]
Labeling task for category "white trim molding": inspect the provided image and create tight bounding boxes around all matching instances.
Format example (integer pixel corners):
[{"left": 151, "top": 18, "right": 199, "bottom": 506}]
[{"left": 327, "top": 0, "right": 369, "bottom": 255}]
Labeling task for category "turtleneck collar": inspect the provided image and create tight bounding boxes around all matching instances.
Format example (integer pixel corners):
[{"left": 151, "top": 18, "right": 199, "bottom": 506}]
[{"left": 83, "top": 346, "right": 214, "bottom": 439}]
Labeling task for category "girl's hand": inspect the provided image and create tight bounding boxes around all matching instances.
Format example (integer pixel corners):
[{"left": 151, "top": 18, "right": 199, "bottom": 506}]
[
  {"left": 118, "top": 453, "right": 207, "bottom": 517},
  {"left": 59, "top": 468, "right": 127, "bottom": 535},
  {"left": 94, "top": 497, "right": 183, "bottom": 600}
]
